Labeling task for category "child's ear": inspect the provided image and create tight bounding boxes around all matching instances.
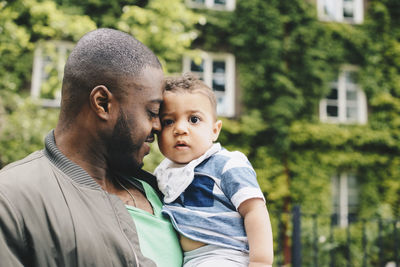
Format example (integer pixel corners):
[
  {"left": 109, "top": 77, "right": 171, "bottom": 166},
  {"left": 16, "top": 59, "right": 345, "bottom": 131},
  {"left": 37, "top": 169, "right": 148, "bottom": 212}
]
[{"left": 212, "top": 120, "right": 222, "bottom": 142}]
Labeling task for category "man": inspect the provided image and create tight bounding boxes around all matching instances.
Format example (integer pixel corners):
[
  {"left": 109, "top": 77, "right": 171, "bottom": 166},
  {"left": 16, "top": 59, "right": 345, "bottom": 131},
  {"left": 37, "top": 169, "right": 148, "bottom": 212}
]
[{"left": 0, "top": 28, "right": 182, "bottom": 266}]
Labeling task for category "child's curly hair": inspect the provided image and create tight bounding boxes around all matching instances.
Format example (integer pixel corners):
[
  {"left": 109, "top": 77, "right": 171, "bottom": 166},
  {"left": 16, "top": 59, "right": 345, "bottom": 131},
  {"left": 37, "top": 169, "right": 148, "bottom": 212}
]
[{"left": 164, "top": 72, "right": 217, "bottom": 119}]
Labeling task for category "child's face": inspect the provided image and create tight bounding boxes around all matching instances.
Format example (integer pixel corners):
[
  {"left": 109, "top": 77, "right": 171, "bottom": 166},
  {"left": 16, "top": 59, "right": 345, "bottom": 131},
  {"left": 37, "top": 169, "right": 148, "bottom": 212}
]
[{"left": 158, "top": 91, "right": 222, "bottom": 164}]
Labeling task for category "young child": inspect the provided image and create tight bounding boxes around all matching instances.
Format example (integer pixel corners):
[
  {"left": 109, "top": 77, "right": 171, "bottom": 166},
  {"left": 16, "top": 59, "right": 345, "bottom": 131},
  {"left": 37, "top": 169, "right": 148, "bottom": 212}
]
[{"left": 154, "top": 73, "right": 273, "bottom": 267}]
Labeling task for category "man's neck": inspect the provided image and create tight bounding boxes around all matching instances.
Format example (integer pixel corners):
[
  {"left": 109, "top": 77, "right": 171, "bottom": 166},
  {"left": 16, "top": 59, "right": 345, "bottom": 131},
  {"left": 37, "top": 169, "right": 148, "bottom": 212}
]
[{"left": 54, "top": 126, "right": 113, "bottom": 190}]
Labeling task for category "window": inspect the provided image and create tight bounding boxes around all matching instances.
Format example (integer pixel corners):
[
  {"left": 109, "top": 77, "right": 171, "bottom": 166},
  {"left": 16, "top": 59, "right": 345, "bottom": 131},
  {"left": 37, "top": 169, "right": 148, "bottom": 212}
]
[
  {"left": 31, "top": 41, "right": 74, "bottom": 107},
  {"left": 319, "top": 66, "right": 367, "bottom": 124},
  {"left": 186, "top": 0, "right": 236, "bottom": 11},
  {"left": 332, "top": 173, "right": 359, "bottom": 227},
  {"left": 317, "top": 0, "right": 364, "bottom": 24},
  {"left": 183, "top": 52, "right": 236, "bottom": 117}
]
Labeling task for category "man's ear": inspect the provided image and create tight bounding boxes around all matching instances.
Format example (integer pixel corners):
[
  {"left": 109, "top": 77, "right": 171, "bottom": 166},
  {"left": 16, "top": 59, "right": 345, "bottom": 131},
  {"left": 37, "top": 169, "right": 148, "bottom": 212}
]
[
  {"left": 212, "top": 120, "right": 222, "bottom": 142},
  {"left": 90, "top": 85, "right": 114, "bottom": 120}
]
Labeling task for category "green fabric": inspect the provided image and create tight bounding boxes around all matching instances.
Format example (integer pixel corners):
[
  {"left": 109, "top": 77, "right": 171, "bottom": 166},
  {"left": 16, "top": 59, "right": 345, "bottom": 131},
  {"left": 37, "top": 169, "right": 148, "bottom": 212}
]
[{"left": 126, "top": 180, "right": 183, "bottom": 267}]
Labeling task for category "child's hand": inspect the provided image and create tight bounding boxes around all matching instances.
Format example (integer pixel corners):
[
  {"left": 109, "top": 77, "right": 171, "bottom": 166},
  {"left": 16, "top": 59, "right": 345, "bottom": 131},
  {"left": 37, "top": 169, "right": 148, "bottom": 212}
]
[
  {"left": 249, "top": 262, "right": 273, "bottom": 267},
  {"left": 239, "top": 198, "right": 274, "bottom": 266}
]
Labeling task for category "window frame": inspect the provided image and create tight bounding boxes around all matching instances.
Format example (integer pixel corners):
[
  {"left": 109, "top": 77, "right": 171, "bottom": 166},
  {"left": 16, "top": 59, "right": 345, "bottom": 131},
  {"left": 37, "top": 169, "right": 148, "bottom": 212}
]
[
  {"left": 319, "top": 65, "right": 367, "bottom": 124},
  {"left": 317, "top": 0, "right": 364, "bottom": 24},
  {"left": 185, "top": 0, "right": 236, "bottom": 11},
  {"left": 183, "top": 51, "right": 236, "bottom": 117},
  {"left": 332, "top": 173, "right": 359, "bottom": 227},
  {"left": 31, "top": 41, "right": 74, "bottom": 108}
]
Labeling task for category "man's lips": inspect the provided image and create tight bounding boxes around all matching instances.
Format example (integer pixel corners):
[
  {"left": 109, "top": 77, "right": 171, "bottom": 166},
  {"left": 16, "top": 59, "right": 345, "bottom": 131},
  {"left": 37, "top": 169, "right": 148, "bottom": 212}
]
[
  {"left": 143, "top": 134, "right": 154, "bottom": 156},
  {"left": 143, "top": 143, "right": 150, "bottom": 155},
  {"left": 145, "top": 134, "right": 155, "bottom": 143}
]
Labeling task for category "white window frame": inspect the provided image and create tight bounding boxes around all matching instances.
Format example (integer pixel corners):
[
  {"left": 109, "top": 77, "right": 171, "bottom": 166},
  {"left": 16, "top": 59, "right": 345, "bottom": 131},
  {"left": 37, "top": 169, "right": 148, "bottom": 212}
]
[
  {"left": 31, "top": 41, "right": 74, "bottom": 108},
  {"left": 319, "top": 65, "right": 367, "bottom": 124},
  {"left": 317, "top": 0, "right": 364, "bottom": 24},
  {"left": 186, "top": 0, "right": 236, "bottom": 11},
  {"left": 332, "top": 173, "right": 358, "bottom": 227},
  {"left": 183, "top": 52, "right": 236, "bottom": 117}
]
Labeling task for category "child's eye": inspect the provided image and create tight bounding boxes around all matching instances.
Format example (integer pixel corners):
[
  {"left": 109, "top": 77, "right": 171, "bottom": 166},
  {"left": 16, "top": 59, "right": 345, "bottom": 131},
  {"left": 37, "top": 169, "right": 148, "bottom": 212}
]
[
  {"left": 189, "top": 116, "right": 200, "bottom": 124},
  {"left": 162, "top": 119, "right": 174, "bottom": 126}
]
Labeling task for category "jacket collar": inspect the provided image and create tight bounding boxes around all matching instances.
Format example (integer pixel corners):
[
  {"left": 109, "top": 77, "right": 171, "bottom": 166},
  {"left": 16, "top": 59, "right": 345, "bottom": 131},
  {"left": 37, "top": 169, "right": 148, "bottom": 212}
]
[
  {"left": 43, "top": 130, "right": 161, "bottom": 197},
  {"left": 44, "top": 130, "right": 101, "bottom": 189}
]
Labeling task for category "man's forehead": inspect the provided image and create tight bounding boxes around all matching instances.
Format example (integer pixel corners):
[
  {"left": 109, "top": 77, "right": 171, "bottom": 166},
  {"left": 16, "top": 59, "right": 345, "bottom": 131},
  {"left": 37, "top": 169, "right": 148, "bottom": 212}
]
[{"left": 122, "top": 68, "right": 163, "bottom": 93}]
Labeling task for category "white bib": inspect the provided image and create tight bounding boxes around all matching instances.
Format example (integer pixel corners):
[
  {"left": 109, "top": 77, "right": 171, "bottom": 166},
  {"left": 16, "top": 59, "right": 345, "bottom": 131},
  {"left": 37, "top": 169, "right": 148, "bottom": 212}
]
[{"left": 154, "top": 143, "right": 221, "bottom": 203}]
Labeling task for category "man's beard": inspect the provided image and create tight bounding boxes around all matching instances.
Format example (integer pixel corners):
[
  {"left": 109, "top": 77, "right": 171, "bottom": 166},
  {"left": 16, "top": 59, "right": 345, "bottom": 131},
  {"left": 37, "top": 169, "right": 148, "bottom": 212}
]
[{"left": 106, "top": 109, "right": 142, "bottom": 177}]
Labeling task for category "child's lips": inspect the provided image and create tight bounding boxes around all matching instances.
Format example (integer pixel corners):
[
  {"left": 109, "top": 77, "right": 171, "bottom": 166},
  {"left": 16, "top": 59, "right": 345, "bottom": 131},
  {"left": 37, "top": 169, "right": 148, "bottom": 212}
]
[{"left": 174, "top": 142, "right": 189, "bottom": 149}]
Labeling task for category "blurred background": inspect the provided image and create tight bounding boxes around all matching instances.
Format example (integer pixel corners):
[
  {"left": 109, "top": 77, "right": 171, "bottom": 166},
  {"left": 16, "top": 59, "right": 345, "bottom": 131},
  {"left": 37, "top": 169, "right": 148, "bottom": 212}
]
[{"left": 0, "top": 0, "right": 399, "bottom": 266}]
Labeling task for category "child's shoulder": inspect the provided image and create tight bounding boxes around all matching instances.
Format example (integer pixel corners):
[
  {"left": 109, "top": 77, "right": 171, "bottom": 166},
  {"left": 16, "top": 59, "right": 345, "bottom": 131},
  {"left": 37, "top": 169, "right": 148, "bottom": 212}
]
[
  {"left": 213, "top": 147, "right": 249, "bottom": 162},
  {"left": 196, "top": 146, "right": 252, "bottom": 173}
]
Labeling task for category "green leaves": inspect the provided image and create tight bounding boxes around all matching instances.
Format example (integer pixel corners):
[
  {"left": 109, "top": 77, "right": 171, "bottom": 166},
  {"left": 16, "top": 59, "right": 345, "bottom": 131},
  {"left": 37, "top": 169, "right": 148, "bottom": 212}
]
[
  {"left": 0, "top": 3, "right": 32, "bottom": 92},
  {"left": 0, "top": 92, "right": 58, "bottom": 166},
  {"left": 117, "top": 0, "right": 200, "bottom": 73},
  {"left": 0, "top": 0, "right": 199, "bottom": 168}
]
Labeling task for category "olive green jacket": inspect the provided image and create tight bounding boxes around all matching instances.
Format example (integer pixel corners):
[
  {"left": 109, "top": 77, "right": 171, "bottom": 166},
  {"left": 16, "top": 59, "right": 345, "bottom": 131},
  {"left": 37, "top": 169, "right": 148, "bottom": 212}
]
[{"left": 0, "top": 131, "right": 158, "bottom": 267}]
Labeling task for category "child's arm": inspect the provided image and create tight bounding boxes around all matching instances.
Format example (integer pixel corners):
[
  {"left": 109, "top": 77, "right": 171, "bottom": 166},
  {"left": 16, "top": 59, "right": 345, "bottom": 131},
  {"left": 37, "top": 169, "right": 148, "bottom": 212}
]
[{"left": 238, "top": 198, "right": 274, "bottom": 267}]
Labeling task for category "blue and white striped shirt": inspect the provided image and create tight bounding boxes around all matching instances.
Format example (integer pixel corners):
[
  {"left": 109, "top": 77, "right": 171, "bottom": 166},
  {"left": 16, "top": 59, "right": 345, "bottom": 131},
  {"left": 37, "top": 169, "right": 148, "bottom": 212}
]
[{"left": 160, "top": 147, "right": 265, "bottom": 252}]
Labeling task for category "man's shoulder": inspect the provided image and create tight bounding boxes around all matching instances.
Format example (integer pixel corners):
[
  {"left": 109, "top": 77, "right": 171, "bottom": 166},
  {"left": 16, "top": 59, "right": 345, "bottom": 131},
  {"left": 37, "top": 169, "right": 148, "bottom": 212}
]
[
  {"left": 0, "top": 150, "right": 46, "bottom": 174},
  {"left": 0, "top": 150, "right": 61, "bottom": 207},
  {"left": 0, "top": 150, "right": 54, "bottom": 189}
]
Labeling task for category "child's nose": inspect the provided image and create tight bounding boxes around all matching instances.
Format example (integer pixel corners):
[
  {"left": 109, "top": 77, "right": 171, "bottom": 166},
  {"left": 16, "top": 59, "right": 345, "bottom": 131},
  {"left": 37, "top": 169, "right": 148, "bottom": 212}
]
[{"left": 174, "top": 120, "right": 188, "bottom": 135}]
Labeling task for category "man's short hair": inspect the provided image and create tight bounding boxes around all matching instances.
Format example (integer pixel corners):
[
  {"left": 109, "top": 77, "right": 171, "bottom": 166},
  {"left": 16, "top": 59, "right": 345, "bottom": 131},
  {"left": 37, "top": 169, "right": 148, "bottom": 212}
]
[
  {"left": 164, "top": 72, "right": 218, "bottom": 119},
  {"left": 60, "top": 28, "right": 161, "bottom": 123}
]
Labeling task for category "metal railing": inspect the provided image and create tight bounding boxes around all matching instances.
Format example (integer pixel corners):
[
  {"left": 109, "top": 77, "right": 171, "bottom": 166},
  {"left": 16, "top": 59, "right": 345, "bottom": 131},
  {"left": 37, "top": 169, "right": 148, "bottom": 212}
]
[{"left": 271, "top": 206, "right": 400, "bottom": 267}]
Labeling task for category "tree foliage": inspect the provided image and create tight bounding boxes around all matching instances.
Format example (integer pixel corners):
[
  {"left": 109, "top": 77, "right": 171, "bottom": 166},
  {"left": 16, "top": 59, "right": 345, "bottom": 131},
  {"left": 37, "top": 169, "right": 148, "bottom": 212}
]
[
  {"left": 117, "top": 0, "right": 200, "bottom": 72},
  {"left": 0, "top": 0, "right": 198, "bottom": 167},
  {"left": 1, "top": 0, "right": 399, "bottom": 223}
]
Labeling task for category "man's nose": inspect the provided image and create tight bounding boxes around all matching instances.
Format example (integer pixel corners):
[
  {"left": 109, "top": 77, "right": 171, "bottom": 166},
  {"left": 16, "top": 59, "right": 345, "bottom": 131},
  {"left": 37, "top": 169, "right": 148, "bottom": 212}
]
[{"left": 152, "top": 117, "right": 161, "bottom": 132}]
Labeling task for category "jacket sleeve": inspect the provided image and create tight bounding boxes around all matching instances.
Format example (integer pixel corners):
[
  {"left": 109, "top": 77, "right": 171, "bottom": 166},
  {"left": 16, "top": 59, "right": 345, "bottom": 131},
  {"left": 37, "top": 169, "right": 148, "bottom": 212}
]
[{"left": 0, "top": 189, "right": 26, "bottom": 267}]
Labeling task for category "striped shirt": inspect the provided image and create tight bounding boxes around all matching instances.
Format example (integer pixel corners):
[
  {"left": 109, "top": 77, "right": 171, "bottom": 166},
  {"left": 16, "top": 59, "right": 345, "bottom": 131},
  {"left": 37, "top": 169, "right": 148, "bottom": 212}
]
[{"left": 160, "top": 147, "right": 265, "bottom": 252}]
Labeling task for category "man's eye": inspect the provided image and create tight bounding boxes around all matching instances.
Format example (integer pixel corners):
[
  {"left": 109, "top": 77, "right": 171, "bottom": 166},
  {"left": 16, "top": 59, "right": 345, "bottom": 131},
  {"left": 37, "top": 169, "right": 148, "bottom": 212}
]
[
  {"left": 162, "top": 119, "right": 174, "bottom": 126},
  {"left": 148, "top": 111, "right": 159, "bottom": 118},
  {"left": 189, "top": 116, "right": 200, "bottom": 124}
]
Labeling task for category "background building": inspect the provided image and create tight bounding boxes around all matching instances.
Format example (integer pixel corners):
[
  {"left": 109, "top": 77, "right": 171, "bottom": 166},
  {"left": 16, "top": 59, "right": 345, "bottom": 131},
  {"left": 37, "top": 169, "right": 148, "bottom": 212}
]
[{"left": 0, "top": 0, "right": 399, "bottom": 265}]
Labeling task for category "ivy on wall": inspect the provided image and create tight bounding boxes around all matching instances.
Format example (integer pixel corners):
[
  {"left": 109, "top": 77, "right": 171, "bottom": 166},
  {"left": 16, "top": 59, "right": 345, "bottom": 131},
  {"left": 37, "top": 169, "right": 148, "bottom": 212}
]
[
  {"left": 0, "top": 0, "right": 399, "bottom": 220},
  {"left": 197, "top": 0, "right": 400, "bottom": 219}
]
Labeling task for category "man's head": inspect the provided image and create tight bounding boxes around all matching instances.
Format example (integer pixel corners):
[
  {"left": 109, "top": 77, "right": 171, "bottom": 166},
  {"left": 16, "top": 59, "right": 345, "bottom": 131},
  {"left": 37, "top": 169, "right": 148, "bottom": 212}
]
[
  {"left": 158, "top": 73, "right": 222, "bottom": 164},
  {"left": 60, "top": 28, "right": 161, "bottom": 122},
  {"left": 58, "top": 28, "right": 164, "bottom": 174}
]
